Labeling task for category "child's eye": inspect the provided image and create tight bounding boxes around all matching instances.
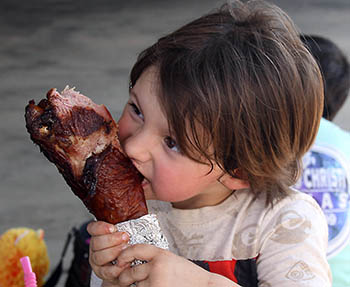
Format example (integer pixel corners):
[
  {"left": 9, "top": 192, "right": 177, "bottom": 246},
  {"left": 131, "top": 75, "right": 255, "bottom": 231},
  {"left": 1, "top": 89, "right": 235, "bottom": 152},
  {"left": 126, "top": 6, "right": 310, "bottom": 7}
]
[
  {"left": 164, "top": 136, "right": 181, "bottom": 153},
  {"left": 129, "top": 102, "right": 144, "bottom": 120}
]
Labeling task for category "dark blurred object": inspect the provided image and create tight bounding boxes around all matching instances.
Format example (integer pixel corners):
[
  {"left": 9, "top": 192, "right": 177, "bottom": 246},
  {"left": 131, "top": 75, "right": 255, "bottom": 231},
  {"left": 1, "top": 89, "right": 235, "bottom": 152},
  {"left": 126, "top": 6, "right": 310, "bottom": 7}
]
[
  {"left": 64, "top": 220, "right": 92, "bottom": 287},
  {"left": 301, "top": 34, "right": 350, "bottom": 121},
  {"left": 43, "top": 220, "right": 92, "bottom": 287},
  {"left": 43, "top": 228, "right": 73, "bottom": 287}
]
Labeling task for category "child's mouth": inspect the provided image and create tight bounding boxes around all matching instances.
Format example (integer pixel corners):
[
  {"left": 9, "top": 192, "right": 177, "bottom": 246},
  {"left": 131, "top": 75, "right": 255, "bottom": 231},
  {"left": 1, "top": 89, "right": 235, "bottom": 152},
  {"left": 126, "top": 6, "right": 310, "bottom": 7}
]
[{"left": 142, "top": 178, "right": 150, "bottom": 188}]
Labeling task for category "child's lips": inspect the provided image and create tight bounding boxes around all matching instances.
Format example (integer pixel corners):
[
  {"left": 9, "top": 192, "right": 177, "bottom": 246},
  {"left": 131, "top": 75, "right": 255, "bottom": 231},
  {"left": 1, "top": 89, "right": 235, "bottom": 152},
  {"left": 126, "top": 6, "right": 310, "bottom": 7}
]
[
  {"left": 130, "top": 159, "right": 148, "bottom": 187},
  {"left": 142, "top": 178, "right": 150, "bottom": 188}
]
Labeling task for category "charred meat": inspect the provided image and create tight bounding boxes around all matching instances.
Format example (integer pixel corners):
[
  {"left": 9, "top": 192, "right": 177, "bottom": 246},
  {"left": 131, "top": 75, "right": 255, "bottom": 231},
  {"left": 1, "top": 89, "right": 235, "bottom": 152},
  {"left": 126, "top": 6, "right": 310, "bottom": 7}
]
[{"left": 25, "top": 87, "right": 148, "bottom": 224}]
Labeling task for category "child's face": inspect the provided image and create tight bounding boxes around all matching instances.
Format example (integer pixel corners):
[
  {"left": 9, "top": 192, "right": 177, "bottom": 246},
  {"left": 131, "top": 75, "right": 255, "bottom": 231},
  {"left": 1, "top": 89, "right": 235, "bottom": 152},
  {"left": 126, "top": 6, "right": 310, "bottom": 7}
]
[{"left": 117, "top": 66, "right": 232, "bottom": 209}]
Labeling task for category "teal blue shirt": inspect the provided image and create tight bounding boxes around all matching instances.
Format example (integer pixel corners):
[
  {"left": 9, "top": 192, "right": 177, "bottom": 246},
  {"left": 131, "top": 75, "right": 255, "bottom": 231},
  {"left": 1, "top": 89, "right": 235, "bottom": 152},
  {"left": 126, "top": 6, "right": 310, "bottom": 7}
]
[{"left": 295, "top": 118, "right": 350, "bottom": 286}]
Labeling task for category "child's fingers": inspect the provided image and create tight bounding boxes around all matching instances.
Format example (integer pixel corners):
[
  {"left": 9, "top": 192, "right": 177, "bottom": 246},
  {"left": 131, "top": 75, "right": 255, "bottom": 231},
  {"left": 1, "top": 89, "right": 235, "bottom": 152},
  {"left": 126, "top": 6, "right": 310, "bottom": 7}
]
[
  {"left": 90, "top": 232, "right": 129, "bottom": 252},
  {"left": 93, "top": 264, "right": 129, "bottom": 283},
  {"left": 118, "top": 263, "right": 151, "bottom": 286},
  {"left": 90, "top": 244, "right": 128, "bottom": 266},
  {"left": 87, "top": 220, "right": 117, "bottom": 236},
  {"left": 117, "top": 244, "right": 162, "bottom": 266}
]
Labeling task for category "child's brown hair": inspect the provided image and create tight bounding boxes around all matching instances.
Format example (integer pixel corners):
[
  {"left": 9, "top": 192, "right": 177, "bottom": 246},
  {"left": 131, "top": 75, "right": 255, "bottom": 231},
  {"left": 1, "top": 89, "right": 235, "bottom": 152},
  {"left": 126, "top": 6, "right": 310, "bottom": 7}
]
[{"left": 129, "top": 0, "right": 324, "bottom": 205}]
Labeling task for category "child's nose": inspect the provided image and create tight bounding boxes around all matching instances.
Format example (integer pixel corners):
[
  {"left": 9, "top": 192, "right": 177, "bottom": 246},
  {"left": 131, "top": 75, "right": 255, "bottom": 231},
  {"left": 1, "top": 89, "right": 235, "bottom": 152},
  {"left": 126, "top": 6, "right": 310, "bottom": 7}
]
[{"left": 123, "top": 130, "right": 154, "bottom": 164}]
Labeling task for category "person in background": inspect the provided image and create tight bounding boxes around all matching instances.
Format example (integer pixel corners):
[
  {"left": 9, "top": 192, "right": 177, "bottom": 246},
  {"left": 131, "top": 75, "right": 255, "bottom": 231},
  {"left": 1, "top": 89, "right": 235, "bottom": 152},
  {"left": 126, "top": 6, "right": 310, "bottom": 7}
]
[{"left": 297, "top": 34, "right": 350, "bottom": 287}]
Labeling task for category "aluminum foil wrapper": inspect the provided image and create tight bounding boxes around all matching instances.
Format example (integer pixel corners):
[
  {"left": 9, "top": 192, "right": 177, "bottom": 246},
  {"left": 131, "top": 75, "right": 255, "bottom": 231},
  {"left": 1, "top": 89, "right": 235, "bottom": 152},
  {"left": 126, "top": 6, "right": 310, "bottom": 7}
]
[
  {"left": 117, "top": 214, "right": 169, "bottom": 286},
  {"left": 116, "top": 213, "right": 169, "bottom": 266},
  {"left": 90, "top": 214, "right": 168, "bottom": 287}
]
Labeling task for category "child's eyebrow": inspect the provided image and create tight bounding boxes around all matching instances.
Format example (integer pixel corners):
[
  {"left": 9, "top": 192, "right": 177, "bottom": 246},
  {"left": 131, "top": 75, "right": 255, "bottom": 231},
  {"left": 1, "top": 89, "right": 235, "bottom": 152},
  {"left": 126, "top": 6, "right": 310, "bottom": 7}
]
[
  {"left": 129, "top": 89, "right": 147, "bottom": 119},
  {"left": 129, "top": 90, "right": 141, "bottom": 106},
  {"left": 129, "top": 90, "right": 137, "bottom": 99}
]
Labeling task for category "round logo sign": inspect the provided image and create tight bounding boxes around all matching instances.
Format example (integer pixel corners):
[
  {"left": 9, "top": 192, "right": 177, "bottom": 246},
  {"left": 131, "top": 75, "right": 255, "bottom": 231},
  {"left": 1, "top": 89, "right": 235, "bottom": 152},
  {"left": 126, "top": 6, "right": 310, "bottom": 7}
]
[{"left": 295, "top": 145, "right": 350, "bottom": 258}]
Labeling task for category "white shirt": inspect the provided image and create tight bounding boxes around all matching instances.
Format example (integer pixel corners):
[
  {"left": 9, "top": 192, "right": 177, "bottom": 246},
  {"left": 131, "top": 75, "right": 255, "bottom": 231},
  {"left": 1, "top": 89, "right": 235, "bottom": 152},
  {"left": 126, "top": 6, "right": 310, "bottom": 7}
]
[{"left": 91, "top": 189, "right": 331, "bottom": 286}]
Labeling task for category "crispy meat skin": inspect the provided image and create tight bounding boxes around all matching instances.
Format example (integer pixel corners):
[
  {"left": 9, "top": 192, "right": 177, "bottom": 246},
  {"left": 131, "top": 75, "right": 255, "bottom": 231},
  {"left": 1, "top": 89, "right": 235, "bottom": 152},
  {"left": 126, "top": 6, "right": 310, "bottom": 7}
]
[{"left": 25, "top": 87, "right": 148, "bottom": 224}]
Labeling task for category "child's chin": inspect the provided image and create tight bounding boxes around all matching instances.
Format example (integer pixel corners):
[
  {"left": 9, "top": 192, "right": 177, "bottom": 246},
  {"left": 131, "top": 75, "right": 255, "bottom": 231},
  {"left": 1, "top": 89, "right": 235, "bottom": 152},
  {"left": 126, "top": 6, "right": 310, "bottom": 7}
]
[{"left": 144, "top": 188, "right": 157, "bottom": 200}]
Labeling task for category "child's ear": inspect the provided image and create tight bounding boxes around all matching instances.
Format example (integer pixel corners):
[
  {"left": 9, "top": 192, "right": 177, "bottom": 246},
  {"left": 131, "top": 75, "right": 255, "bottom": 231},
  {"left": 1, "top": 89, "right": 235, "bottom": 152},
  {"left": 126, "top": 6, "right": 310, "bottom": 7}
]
[{"left": 218, "top": 170, "right": 250, "bottom": 190}]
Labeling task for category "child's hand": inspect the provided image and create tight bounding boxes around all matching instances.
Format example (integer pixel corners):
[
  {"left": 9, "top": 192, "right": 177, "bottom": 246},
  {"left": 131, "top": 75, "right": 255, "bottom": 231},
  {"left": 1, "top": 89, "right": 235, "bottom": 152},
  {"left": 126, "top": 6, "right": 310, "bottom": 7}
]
[
  {"left": 87, "top": 221, "right": 130, "bottom": 282},
  {"left": 87, "top": 222, "right": 240, "bottom": 286},
  {"left": 114, "top": 244, "right": 238, "bottom": 287}
]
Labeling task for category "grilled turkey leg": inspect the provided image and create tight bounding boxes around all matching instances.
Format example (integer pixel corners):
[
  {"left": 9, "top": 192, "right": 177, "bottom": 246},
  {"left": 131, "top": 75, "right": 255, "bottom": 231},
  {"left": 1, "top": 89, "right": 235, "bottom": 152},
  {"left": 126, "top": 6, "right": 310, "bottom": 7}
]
[{"left": 25, "top": 86, "right": 148, "bottom": 224}]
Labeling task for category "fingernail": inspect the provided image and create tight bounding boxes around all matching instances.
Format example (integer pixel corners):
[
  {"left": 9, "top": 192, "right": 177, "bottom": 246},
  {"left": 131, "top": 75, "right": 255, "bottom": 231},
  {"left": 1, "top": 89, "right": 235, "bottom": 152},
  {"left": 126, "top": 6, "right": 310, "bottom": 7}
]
[
  {"left": 122, "top": 233, "right": 129, "bottom": 241},
  {"left": 109, "top": 226, "right": 117, "bottom": 233}
]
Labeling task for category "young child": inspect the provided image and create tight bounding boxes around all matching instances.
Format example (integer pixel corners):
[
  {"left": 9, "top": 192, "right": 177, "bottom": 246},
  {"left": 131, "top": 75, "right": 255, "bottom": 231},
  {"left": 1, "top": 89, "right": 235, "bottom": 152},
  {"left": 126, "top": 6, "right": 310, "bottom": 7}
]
[{"left": 87, "top": 1, "right": 331, "bottom": 286}]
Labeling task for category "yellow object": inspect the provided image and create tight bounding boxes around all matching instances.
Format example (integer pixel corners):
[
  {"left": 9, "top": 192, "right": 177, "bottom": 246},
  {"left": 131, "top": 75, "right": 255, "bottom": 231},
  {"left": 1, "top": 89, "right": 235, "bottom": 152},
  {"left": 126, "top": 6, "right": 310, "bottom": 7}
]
[{"left": 0, "top": 227, "right": 50, "bottom": 287}]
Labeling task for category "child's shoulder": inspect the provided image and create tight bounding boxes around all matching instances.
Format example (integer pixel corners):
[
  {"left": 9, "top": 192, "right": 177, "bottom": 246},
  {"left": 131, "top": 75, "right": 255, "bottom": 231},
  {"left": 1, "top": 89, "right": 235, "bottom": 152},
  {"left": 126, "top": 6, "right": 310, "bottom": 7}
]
[
  {"left": 231, "top": 189, "right": 329, "bottom": 262},
  {"left": 248, "top": 188, "right": 326, "bottom": 227},
  {"left": 232, "top": 189, "right": 328, "bottom": 245},
  {"left": 271, "top": 188, "right": 322, "bottom": 212},
  {"left": 234, "top": 188, "right": 323, "bottom": 217}
]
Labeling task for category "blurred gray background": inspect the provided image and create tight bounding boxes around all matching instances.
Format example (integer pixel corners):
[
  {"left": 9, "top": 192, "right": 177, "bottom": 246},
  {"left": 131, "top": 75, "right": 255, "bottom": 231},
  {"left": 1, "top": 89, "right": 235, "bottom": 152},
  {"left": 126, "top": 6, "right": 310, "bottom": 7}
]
[{"left": 1, "top": 0, "right": 349, "bottom": 285}]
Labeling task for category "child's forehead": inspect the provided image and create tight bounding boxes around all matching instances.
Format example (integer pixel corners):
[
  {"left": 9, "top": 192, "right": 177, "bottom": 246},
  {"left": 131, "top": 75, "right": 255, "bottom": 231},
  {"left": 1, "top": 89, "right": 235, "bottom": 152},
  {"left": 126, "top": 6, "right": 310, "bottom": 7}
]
[
  {"left": 132, "top": 67, "right": 174, "bottom": 132},
  {"left": 135, "top": 65, "right": 159, "bottom": 87},
  {"left": 132, "top": 66, "right": 161, "bottom": 103}
]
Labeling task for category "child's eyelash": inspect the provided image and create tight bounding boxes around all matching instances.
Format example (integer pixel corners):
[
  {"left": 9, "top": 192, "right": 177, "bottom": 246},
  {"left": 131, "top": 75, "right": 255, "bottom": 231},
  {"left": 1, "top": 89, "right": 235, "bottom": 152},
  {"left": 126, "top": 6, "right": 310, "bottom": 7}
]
[
  {"left": 129, "top": 102, "right": 139, "bottom": 112},
  {"left": 129, "top": 102, "right": 143, "bottom": 118},
  {"left": 164, "top": 136, "right": 181, "bottom": 153}
]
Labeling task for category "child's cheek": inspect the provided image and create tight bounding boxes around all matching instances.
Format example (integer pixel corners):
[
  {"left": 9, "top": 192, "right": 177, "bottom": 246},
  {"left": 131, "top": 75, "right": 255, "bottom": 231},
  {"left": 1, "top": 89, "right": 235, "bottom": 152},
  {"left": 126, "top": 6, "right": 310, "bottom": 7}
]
[{"left": 153, "top": 167, "right": 184, "bottom": 202}]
